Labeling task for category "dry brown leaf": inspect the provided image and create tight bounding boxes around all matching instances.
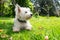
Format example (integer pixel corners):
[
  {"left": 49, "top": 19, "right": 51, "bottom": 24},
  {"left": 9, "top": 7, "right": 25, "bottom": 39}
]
[
  {"left": 1, "top": 34, "right": 9, "bottom": 38},
  {"left": 0, "top": 29, "right": 3, "bottom": 32}
]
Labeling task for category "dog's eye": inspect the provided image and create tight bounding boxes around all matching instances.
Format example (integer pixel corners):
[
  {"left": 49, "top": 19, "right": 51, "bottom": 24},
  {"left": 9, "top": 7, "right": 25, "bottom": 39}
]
[{"left": 25, "top": 11, "right": 27, "bottom": 13}]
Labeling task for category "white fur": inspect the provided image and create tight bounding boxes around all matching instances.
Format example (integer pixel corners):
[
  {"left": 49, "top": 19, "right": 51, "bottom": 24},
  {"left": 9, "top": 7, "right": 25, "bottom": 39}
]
[{"left": 13, "top": 4, "right": 32, "bottom": 32}]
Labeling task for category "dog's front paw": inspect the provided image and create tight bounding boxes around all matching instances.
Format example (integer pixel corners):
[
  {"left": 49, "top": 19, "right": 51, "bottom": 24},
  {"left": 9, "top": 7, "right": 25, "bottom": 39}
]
[
  {"left": 26, "top": 26, "right": 32, "bottom": 30},
  {"left": 13, "top": 27, "right": 20, "bottom": 32},
  {"left": 13, "top": 29, "right": 20, "bottom": 32}
]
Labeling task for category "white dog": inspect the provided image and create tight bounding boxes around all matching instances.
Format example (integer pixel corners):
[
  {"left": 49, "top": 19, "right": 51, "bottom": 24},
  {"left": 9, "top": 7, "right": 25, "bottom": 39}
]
[{"left": 13, "top": 4, "right": 32, "bottom": 32}]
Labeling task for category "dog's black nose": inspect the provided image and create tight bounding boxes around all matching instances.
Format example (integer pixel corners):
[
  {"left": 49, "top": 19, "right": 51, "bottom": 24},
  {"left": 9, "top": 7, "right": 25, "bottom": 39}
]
[{"left": 30, "top": 14, "right": 32, "bottom": 16}]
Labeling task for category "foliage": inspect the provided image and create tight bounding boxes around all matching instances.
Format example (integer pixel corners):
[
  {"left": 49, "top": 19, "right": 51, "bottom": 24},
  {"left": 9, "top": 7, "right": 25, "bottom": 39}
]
[
  {"left": 0, "top": 16, "right": 60, "bottom": 40},
  {"left": 0, "top": 0, "right": 14, "bottom": 17},
  {"left": 0, "top": 0, "right": 33, "bottom": 17},
  {"left": 0, "top": 0, "right": 60, "bottom": 17},
  {"left": 33, "top": 0, "right": 60, "bottom": 16},
  {"left": 16, "top": 0, "right": 34, "bottom": 11}
]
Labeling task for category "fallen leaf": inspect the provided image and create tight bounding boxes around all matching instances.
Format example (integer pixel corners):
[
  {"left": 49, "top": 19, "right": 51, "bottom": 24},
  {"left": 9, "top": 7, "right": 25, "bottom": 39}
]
[
  {"left": 1, "top": 34, "right": 9, "bottom": 38},
  {"left": 45, "top": 36, "right": 49, "bottom": 40},
  {"left": 9, "top": 37, "right": 13, "bottom": 40},
  {"left": 0, "top": 29, "right": 3, "bottom": 32},
  {"left": 39, "top": 26, "right": 43, "bottom": 30}
]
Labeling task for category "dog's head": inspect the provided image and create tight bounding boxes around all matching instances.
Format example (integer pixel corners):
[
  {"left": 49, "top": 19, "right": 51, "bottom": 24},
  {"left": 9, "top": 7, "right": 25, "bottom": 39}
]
[{"left": 15, "top": 4, "right": 32, "bottom": 20}]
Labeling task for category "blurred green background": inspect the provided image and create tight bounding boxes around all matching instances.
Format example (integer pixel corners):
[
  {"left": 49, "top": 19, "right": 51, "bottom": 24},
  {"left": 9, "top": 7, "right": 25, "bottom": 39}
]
[{"left": 0, "top": 0, "right": 60, "bottom": 17}]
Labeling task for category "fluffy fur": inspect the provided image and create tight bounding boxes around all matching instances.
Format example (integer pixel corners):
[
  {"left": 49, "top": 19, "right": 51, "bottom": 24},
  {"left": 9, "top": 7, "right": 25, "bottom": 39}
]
[{"left": 13, "top": 4, "right": 32, "bottom": 32}]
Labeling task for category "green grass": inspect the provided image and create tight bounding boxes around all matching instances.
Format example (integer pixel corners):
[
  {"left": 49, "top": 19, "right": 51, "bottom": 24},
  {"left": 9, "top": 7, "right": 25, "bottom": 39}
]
[{"left": 0, "top": 16, "right": 60, "bottom": 40}]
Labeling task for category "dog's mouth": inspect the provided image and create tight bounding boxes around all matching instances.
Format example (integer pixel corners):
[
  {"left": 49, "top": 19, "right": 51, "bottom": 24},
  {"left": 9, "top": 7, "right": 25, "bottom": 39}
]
[{"left": 26, "top": 16, "right": 32, "bottom": 20}]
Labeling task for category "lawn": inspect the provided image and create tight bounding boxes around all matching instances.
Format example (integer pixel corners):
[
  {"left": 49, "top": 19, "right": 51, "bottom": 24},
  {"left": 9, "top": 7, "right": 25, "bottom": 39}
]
[{"left": 0, "top": 16, "right": 60, "bottom": 40}]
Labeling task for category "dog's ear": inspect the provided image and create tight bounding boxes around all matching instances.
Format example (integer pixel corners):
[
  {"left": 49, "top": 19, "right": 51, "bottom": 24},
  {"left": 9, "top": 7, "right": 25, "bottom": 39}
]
[
  {"left": 18, "top": 6, "right": 21, "bottom": 13},
  {"left": 15, "top": 4, "right": 21, "bottom": 13}
]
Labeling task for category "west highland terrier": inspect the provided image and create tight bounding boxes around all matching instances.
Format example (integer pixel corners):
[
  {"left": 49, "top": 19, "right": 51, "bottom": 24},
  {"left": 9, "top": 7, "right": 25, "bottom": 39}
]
[{"left": 13, "top": 4, "right": 32, "bottom": 32}]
